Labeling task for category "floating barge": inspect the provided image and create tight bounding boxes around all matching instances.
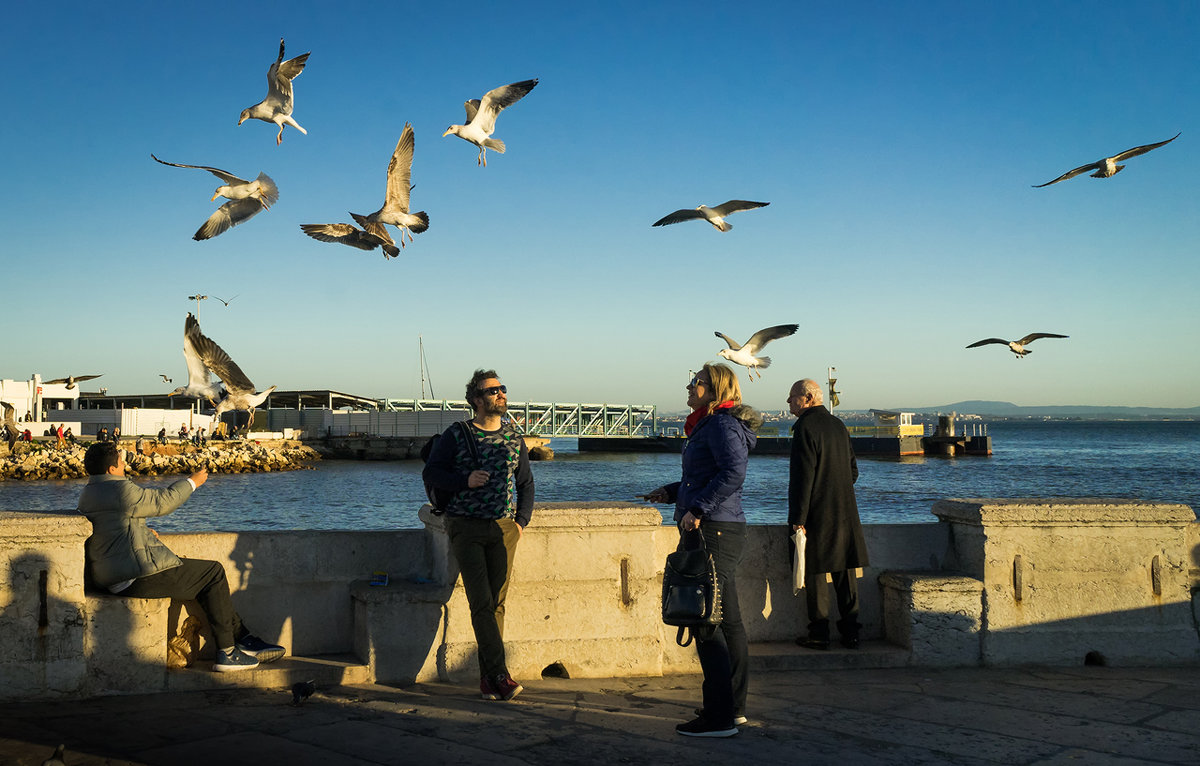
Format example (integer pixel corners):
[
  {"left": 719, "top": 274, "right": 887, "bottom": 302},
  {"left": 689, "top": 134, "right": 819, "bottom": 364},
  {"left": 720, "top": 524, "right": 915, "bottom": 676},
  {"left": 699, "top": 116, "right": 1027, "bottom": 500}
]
[{"left": 578, "top": 410, "right": 992, "bottom": 457}]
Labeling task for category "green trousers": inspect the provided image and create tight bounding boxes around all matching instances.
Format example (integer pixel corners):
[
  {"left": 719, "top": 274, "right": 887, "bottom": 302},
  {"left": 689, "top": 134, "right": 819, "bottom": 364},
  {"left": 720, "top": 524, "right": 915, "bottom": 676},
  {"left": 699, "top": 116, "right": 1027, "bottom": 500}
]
[{"left": 444, "top": 516, "right": 521, "bottom": 678}]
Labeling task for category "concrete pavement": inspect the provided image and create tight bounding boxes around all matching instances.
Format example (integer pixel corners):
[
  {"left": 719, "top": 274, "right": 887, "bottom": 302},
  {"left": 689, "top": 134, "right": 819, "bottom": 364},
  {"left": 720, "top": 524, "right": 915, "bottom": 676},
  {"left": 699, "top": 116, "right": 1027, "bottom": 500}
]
[{"left": 3, "top": 662, "right": 1199, "bottom": 765}]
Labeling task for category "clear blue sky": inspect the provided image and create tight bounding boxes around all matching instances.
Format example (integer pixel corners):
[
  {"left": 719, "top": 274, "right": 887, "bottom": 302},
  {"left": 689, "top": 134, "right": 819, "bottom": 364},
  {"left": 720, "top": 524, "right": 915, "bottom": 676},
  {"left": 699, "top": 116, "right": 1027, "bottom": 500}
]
[{"left": 2, "top": 1, "right": 1197, "bottom": 413}]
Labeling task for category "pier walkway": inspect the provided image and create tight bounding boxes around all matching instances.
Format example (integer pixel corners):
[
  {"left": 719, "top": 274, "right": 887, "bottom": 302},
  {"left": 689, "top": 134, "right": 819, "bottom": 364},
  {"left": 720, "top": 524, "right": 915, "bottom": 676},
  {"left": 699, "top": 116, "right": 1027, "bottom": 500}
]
[{"left": 3, "top": 661, "right": 1198, "bottom": 765}]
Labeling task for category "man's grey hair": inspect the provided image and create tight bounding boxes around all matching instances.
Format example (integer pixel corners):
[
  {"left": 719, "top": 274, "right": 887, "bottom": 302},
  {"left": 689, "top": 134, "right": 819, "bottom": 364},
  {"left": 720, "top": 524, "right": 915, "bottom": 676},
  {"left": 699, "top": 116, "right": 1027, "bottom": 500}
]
[{"left": 799, "top": 378, "right": 824, "bottom": 406}]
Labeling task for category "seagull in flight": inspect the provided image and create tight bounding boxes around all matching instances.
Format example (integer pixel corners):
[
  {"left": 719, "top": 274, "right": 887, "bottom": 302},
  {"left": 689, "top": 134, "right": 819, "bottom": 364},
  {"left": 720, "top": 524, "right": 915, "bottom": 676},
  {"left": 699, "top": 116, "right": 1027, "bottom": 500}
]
[
  {"left": 181, "top": 316, "right": 277, "bottom": 427},
  {"left": 44, "top": 374, "right": 102, "bottom": 390},
  {"left": 355, "top": 123, "right": 429, "bottom": 248},
  {"left": 1033, "top": 133, "right": 1180, "bottom": 187},
  {"left": 2, "top": 401, "right": 20, "bottom": 451},
  {"left": 169, "top": 314, "right": 224, "bottom": 403},
  {"left": 966, "top": 333, "right": 1068, "bottom": 358},
  {"left": 238, "top": 38, "right": 310, "bottom": 145},
  {"left": 152, "top": 155, "right": 278, "bottom": 240},
  {"left": 443, "top": 79, "right": 538, "bottom": 166},
  {"left": 715, "top": 324, "right": 799, "bottom": 380},
  {"left": 301, "top": 215, "right": 401, "bottom": 258},
  {"left": 653, "top": 200, "right": 769, "bottom": 232},
  {"left": 159, "top": 374, "right": 173, "bottom": 384}
]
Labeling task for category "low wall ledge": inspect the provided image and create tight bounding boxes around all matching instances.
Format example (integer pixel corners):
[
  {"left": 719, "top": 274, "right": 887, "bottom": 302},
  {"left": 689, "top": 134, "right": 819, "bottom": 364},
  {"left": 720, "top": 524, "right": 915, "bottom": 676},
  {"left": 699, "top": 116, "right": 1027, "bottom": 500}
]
[
  {"left": 0, "top": 510, "right": 89, "bottom": 538},
  {"left": 933, "top": 498, "right": 1196, "bottom": 525},
  {"left": 879, "top": 571, "right": 984, "bottom": 592}
]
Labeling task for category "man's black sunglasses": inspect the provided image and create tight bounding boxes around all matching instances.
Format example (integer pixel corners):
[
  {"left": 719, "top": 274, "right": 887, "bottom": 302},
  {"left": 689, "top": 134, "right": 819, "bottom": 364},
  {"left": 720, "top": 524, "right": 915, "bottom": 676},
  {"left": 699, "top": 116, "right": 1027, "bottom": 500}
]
[{"left": 480, "top": 385, "right": 507, "bottom": 396}]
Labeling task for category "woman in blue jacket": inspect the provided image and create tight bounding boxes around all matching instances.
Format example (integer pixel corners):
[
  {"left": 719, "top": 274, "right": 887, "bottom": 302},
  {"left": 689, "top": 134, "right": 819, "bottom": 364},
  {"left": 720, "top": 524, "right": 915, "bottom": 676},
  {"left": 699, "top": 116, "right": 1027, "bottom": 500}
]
[{"left": 646, "top": 362, "right": 762, "bottom": 738}]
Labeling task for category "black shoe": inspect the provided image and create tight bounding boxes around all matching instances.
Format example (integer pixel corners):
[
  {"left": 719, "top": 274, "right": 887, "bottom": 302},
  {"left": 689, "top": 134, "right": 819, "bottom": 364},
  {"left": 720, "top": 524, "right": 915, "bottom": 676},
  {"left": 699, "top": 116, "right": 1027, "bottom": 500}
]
[
  {"left": 840, "top": 635, "right": 860, "bottom": 649},
  {"left": 695, "top": 708, "right": 748, "bottom": 726},
  {"left": 676, "top": 716, "right": 738, "bottom": 738},
  {"left": 796, "top": 635, "right": 830, "bottom": 650},
  {"left": 236, "top": 634, "right": 285, "bottom": 663}
]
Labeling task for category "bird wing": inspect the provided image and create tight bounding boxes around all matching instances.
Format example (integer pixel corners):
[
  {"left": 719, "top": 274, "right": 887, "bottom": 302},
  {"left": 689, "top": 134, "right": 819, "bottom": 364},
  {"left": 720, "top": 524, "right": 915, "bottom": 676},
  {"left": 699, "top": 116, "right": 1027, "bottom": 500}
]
[
  {"left": 194, "top": 198, "right": 267, "bottom": 240},
  {"left": 1, "top": 401, "right": 14, "bottom": 425},
  {"left": 652, "top": 208, "right": 706, "bottom": 227},
  {"left": 473, "top": 79, "right": 538, "bottom": 134},
  {"left": 43, "top": 377, "right": 69, "bottom": 384},
  {"left": 966, "top": 338, "right": 1011, "bottom": 348},
  {"left": 1015, "top": 333, "right": 1068, "bottom": 345},
  {"left": 714, "top": 331, "right": 742, "bottom": 350},
  {"left": 265, "top": 39, "right": 309, "bottom": 112},
  {"left": 187, "top": 316, "right": 256, "bottom": 393},
  {"left": 1111, "top": 132, "right": 1180, "bottom": 162},
  {"left": 742, "top": 323, "right": 798, "bottom": 354},
  {"left": 182, "top": 315, "right": 214, "bottom": 388},
  {"left": 710, "top": 200, "right": 770, "bottom": 217},
  {"left": 463, "top": 99, "right": 481, "bottom": 123},
  {"left": 1032, "top": 161, "right": 1103, "bottom": 187},
  {"left": 382, "top": 123, "right": 414, "bottom": 213},
  {"left": 300, "top": 223, "right": 377, "bottom": 250},
  {"left": 351, "top": 213, "right": 399, "bottom": 251},
  {"left": 254, "top": 173, "right": 280, "bottom": 207},
  {"left": 71, "top": 375, "right": 102, "bottom": 382},
  {"left": 151, "top": 154, "right": 246, "bottom": 186}
]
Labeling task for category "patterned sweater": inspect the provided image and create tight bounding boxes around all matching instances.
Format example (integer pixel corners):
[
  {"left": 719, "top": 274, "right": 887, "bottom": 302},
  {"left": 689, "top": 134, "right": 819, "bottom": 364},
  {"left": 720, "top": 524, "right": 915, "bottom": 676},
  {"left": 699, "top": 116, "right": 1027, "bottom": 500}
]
[{"left": 422, "top": 420, "right": 535, "bottom": 526}]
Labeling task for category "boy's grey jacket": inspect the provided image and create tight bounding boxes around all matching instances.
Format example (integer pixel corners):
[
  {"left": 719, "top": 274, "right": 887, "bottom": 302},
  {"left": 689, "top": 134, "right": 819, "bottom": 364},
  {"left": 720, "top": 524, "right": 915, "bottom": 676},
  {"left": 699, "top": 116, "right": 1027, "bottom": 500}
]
[{"left": 76, "top": 474, "right": 191, "bottom": 587}]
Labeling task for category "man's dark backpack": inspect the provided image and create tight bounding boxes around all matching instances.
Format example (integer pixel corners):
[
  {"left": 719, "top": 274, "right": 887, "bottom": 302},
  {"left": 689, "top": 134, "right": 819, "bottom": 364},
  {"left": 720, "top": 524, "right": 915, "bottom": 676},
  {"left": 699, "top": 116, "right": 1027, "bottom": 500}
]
[
  {"left": 419, "top": 420, "right": 479, "bottom": 514},
  {"left": 661, "top": 529, "right": 723, "bottom": 647}
]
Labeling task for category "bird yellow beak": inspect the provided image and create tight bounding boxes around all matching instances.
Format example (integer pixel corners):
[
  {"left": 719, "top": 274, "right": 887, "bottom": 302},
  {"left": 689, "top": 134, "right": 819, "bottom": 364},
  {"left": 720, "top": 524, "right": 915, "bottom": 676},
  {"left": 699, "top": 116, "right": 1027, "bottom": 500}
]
[
  {"left": 442, "top": 128, "right": 454, "bottom": 137},
  {"left": 211, "top": 192, "right": 221, "bottom": 202}
]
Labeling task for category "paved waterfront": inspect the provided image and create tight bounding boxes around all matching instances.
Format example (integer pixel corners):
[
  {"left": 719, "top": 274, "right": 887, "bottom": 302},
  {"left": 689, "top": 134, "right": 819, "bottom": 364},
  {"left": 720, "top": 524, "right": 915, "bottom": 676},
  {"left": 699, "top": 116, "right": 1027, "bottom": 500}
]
[{"left": 3, "top": 665, "right": 1199, "bottom": 765}]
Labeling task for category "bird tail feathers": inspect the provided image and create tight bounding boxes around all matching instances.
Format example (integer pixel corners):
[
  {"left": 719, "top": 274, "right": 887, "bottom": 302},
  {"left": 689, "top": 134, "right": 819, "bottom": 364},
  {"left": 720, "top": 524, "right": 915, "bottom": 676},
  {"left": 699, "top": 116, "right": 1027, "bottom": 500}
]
[
  {"left": 718, "top": 221, "right": 732, "bottom": 232},
  {"left": 485, "top": 138, "right": 506, "bottom": 153},
  {"left": 757, "top": 356, "right": 771, "bottom": 368},
  {"left": 410, "top": 211, "right": 430, "bottom": 233}
]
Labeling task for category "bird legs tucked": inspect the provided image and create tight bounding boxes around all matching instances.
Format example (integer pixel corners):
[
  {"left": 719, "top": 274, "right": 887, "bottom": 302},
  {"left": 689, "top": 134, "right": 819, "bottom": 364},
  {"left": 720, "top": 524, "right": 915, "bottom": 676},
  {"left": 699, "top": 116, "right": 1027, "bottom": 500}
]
[{"left": 478, "top": 147, "right": 487, "bottom": 167}]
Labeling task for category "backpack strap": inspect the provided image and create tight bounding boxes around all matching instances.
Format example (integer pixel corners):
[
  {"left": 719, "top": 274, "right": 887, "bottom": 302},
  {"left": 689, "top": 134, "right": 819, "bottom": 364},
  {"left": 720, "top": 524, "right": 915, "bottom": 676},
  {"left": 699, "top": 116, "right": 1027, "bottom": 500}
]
[
  {"left": 456, "top": 420, "right": 480, "bottom": 464},
  {"left": 676, "top": 626, "right": 693, "bottom": 648}
]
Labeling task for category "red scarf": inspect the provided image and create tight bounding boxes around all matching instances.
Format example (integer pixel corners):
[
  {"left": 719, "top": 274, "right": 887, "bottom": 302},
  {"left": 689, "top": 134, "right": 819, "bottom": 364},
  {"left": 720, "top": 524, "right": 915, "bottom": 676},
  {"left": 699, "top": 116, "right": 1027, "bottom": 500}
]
[{"left": 684, "top": 400, "right": 737, "bottom": 436}]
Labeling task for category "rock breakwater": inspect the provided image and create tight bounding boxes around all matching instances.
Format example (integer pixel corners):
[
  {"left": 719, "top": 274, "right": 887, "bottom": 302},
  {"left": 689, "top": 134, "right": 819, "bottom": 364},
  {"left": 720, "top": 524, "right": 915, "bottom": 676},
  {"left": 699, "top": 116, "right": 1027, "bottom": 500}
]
[{"left": 0, "top": 441, "right": 320, "bottom": 481}]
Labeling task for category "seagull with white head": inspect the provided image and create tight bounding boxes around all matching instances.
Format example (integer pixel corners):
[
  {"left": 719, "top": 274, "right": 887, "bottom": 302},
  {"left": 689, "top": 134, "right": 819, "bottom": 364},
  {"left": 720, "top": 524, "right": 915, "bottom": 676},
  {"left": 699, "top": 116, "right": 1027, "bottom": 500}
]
[
  {"left": 715, "top": 324, "right": 799, "bottom": 380},
  {"left": 152, "top": 155, "right": 278, "bottom": 240},
  {"left": 1033, "top": 133, "right": 1180, "bottom": 187},
  {"left": 443, "top": 79, "right": 538, "bottom": 166},
  {"left": 238, "top": 38, "right": 310, "bottom": 146},
  {"left": 653, "top": 200, "right": 769, "bottom": 232},
  {"left": 966, "top": 333, "right": 1068, "bottom": 358}
]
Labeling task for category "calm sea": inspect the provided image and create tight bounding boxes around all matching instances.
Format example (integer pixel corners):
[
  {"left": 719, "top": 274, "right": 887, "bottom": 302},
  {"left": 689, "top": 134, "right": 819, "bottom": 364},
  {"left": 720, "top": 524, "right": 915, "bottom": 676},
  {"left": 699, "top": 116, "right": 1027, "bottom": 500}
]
[{"left": 3, "top": 421, "right": 1197, "bottom": 531}]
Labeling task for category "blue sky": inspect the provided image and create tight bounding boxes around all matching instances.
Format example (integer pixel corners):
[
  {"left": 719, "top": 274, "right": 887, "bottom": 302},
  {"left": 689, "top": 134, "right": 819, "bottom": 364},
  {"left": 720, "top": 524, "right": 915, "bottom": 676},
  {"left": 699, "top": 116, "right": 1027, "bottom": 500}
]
[{"left": 2, "top": 1, "right": 1197, "bottom": 413}]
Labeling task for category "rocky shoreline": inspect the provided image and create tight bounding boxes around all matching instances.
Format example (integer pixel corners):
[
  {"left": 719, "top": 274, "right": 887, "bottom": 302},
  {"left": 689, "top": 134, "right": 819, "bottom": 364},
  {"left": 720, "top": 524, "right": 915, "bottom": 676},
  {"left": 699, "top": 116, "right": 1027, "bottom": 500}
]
[{"left": 0, "top": 441, "right": 321, "bottom": 481}]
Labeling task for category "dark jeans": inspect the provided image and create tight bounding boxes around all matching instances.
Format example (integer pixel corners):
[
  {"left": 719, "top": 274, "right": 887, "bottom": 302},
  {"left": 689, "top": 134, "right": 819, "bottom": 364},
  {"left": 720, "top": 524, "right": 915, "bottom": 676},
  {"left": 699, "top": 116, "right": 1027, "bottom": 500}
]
[
  {"left": 804, "top": 569, "right": 860, "bottom": 640},
  {"left": 121, "top": 558, "right": 246, "bottom": 649},
  {"left": 445, "top": 515, "right": 521, "bottom": 678},
  {"left": 681, "top": 522, "right": 748, "bottom": 726}
]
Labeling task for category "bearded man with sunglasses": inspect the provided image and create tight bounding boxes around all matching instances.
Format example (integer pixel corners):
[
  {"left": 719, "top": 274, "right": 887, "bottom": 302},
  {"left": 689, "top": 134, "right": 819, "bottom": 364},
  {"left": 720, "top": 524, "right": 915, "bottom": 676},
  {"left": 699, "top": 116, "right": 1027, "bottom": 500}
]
[{"left": 422, "top": 369, "right": 535, "bottom": 701}]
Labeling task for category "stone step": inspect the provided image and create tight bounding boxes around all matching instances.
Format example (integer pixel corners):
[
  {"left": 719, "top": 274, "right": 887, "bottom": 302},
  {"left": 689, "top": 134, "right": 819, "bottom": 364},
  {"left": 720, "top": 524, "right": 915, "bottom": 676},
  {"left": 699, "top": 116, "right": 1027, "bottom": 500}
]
[
  {"left": 748, "top": 640, "right": 910, "bottom": 671},
  {"left": 166, "top": 653, "right": 371, "bottom": 693}
]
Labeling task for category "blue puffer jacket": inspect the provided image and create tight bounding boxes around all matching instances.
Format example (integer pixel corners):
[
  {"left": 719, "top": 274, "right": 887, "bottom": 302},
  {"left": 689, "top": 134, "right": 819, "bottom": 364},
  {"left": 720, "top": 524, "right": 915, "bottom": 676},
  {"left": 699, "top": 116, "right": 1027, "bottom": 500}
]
[{"left": 667, "top": 404, "right": 762, "bottom": 524}]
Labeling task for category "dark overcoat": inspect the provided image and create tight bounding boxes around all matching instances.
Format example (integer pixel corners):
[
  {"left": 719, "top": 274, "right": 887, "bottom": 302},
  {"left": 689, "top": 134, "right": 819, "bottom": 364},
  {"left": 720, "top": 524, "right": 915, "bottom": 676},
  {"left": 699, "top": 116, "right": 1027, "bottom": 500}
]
[{"left": 788, "top": 405, "right": 869, "bottom": 572}]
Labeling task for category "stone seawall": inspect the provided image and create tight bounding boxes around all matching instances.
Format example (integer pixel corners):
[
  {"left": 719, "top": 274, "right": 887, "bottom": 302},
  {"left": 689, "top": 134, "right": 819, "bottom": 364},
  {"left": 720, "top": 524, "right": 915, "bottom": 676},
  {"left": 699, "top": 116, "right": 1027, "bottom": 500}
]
[
  {"left": 0, "top": 441, "right": 320, "bottom": 481},
  {"left": 1, "top": 499, "right": 1197, "bottom": 702}
]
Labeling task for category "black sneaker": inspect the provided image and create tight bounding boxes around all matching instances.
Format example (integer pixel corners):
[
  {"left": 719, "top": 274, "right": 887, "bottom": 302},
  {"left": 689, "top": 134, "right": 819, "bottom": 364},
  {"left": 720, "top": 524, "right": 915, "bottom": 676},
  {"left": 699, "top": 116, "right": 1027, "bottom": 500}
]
[
  {"left": 695, "top": 708, "right": 748, "bottom": 726},
  {"left": 676, "top": 716, "right": 738, "bottom": 738},
  {"left": 213, "top": 647, "right": 259, "bottom": 672},
  {"left": 236, "top": 634, "right": 285, "bottom": 663}
]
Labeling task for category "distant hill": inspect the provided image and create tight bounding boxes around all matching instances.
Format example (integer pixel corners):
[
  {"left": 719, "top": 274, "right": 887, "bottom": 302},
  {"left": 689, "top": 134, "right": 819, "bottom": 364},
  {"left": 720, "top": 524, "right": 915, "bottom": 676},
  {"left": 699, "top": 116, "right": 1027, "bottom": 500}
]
[{"left": 884, "top": 400, "right": 1200, "bottom": 419}]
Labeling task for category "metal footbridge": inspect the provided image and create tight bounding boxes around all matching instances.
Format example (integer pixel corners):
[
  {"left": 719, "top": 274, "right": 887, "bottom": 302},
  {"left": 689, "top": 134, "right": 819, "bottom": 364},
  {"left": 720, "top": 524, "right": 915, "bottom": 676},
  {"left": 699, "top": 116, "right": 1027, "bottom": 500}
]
[{"left": 380, "top": 399, "right": 659, "bottom": 438}]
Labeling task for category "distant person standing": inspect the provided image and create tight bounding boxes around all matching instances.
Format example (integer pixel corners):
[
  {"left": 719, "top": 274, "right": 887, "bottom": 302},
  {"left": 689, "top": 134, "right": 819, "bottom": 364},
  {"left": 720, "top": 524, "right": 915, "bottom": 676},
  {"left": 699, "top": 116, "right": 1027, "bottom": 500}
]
[
  {"left": 76, "top": 442, "right": 285, "bottom": 671},
  {"left": 422, "top": 369, "right": 534, "bottom": 701},
  {"left": 56, "top": 424, "right": 65, "bottom": 449},
  {"left": 787, "top": 378, "right": 869, "bottom": 650},
  {"left": 111, "top": 426, "right": 121, "bottom": 444},
  {"left": 98, "top": 426, "right": 109, "bottom": 443}
]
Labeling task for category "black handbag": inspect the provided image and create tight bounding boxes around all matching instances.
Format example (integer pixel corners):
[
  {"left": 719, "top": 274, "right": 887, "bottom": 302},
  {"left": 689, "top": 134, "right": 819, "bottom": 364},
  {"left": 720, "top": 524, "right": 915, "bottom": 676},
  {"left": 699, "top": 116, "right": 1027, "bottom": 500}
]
[{"left": 661, "top": 529, "right": 723, "bottom": 647}]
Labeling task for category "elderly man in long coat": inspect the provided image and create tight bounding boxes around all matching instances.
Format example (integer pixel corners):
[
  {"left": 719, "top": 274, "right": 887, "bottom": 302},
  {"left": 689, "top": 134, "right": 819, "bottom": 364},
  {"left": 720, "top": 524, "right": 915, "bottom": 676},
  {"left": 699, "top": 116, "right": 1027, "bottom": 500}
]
[{"left": 787, "top": 378, "right": 869, "bottom": 649}]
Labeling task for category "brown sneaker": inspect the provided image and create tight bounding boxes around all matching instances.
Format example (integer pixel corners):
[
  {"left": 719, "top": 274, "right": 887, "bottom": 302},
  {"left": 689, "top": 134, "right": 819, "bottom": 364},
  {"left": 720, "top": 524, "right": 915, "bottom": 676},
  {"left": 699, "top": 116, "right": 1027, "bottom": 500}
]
[{"left": 492, "top": 672, "right": 523, "bottom": 701}]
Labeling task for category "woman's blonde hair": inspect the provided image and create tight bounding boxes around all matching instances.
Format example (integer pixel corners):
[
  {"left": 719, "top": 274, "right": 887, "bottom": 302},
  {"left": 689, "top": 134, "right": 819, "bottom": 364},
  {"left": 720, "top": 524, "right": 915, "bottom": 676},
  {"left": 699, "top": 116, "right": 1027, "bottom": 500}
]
[{"left": 702, "top": 362, "right": 741, "bottom": 415}]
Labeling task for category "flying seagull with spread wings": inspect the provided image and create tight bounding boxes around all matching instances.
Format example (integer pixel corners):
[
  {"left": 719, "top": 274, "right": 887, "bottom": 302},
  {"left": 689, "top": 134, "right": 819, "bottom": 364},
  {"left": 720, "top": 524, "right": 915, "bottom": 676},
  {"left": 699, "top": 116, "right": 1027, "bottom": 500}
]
[
  {"left": 443, "top": 79, "right": 538, "bottom": 166},
  {"left": 356, "top": 123, "right": 429, "bottom": 248},
  {"left": 653, "top": 200, "right": 770, "bottom": 232},
  {"left": 185, "top": 315, "right": 276, "bottom": 426},
  {"left": 44, "top": 374, "right": 101, "bottom": 390},
  {"left": 238, "top": 38, "right": 310, "bottom": 145},
  {"left": 152, "top": 154, "right": 278, "bottom": 240},
  {"left": 169, "top": 314, "right": 224, "bottom": 403},
  {"left": 715, "top": 323, "right": 799, "bottom": 380},
  {"left": 966, "top": 333, "right": 1068, "bottom": 358},
  {"left": 300, "top": 214, "right": 400, "bottom": 258},
  {"left": 1033, "top": 133, "right": 1180, "bottom": 187}
]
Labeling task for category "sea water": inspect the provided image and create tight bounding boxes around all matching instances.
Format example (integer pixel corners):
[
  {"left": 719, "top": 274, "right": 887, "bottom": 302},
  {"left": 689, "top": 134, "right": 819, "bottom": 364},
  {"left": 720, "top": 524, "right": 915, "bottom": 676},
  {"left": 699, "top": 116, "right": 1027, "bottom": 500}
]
[{"left": 3, "top": 421, "right": 1197, "bottom": 531}]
